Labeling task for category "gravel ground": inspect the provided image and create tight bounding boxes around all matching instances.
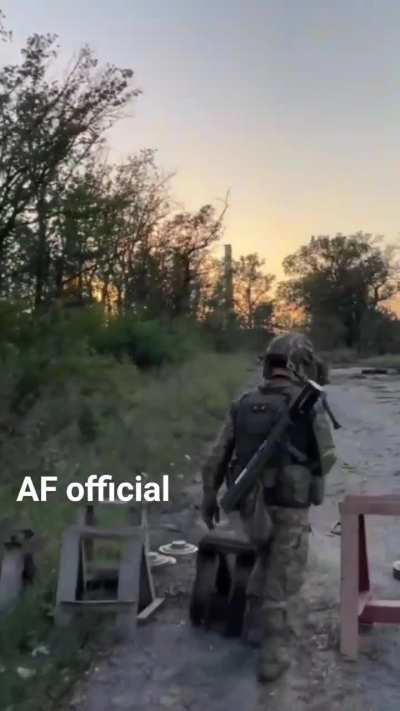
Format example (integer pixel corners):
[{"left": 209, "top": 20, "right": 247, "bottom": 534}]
[{"left": 66, "top": 368, "right": 400, "bottom": 711}]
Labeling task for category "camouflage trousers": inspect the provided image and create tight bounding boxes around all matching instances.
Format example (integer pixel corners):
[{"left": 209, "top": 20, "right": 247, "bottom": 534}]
[{"left": 240, "top": 491, "right": 309, "bottom": 653}]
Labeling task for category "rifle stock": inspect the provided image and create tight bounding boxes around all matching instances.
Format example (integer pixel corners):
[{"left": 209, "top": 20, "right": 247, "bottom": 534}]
[{"left": 220, "top": 380, "right": 323, "bottom": 514}]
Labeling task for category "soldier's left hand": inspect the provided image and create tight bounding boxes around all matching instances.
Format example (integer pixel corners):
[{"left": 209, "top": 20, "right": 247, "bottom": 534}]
[{"left": 201, "top": 489, "right": 219, "bottom": 529}]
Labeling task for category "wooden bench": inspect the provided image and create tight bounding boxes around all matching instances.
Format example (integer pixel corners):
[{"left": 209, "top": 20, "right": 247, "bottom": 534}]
[
  {"left": 190, "top": 533, "right": 256, "bottom": 637},
  {"left": 340, "top": 494, "right": 400, "bottom": 659}
]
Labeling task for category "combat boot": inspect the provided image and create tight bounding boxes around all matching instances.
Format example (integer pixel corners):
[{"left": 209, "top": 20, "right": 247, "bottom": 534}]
[
  {"left": 258, "top": 605, "right": 291, "bottom": 683},
  {"left": 257, "top": 644, "right": 291, "bottom": 683}
]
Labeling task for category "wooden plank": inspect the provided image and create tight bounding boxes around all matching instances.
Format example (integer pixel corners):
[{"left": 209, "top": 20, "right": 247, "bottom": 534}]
[
  {"left": 62, "top": 600, "right": 136, "bottom": 607},
  {"left": 118, "top": 535, "right": 143, "bottom": 602},
  {"left": 358, "top": 515, "right": 371, "bottom": 593},
  {"left": 358, "top": 591, "right": 373, "bottom": 617},
  {"left": 225, "top": 551, "right": 254, "bottom": 637},
  {"left": 139, "top": 504, "right": 149, "bottom": 548},
  {"left": 72, "top": 525, "right": 142, "bottom": 541},
  {"left": 56, "top": 528, "right": 82, "bottom": 604},
  {"left": 190, "top": 550, "right": 220, "bottom": 627},
  {"left": 115, "top": 534, "right": 143, "bottom": 639},
  {"left": 55, "top": 527, "right": 82, "bottom": 626},
  {"left": 86, "top": 563, "right": 118, "bottom": 577},
  {"left": 139, "top": 547, "right": 155, "bottom": 610},
  {"left": 56, "top": 523, "right": 155, "bottom": 634},
  {"left": 360, "top": 600, "right": 400, "bottom": 625},
  {"left": 199, "top": 533, "right": 255, "bottom": 556},
  {"left": 0, "top": 548, "right": 25, "bottom": 613},
  {"left": 340, "top": 511, "right": 360, "bottom": 660},
  {"left": 137, "top": 597, "right": 164, "bottom": 622},
  {"left": 340, "top": 495, "right": 400, "bottom": 516},
  {"left": 82, "top": 506, "right": 96, "bottom": 564},
  {"left": 60, "top": 602, "right": 136, "bottom": 615}
]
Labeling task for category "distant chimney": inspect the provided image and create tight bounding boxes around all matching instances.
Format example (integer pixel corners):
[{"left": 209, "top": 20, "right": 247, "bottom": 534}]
[{"left": 224, "top": 244, "right": 233, "bottom": 319}]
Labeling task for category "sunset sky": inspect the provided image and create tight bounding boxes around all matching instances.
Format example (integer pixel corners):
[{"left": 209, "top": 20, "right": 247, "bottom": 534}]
[{"left": 2, "top": 0, "right": 400, "bottom": 280}]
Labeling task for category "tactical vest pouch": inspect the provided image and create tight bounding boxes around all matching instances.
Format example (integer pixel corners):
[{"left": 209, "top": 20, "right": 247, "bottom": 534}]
[
  {"left": 274, "top": 464, "right": 311, "bottom": 508},
  {"left": 312, "top": 402, "right": 337, "bottom": 477}
]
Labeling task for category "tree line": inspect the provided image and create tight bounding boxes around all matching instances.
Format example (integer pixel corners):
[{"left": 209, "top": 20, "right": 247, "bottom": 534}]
[{"left": 1, "top": 16, "right": 399, "bottom": 355}]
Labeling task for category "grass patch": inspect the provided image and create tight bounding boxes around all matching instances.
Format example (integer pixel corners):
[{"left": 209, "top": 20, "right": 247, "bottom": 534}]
[{"left": 0, "top": 350, "right": 251, "bottom": 710}]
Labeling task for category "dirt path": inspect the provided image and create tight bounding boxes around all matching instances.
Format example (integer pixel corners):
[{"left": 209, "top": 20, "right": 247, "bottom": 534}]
[{"left": 67, "top": 369, "right": 400, "bottom": 711}]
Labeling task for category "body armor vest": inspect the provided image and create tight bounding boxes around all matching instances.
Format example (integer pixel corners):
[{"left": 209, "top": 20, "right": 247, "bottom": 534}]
[
  {"left": 231, "top": 379, "right": 334, "bottom": 508},
  {"left": 234, "top": 382, "right": 302, "bottom": 470}
]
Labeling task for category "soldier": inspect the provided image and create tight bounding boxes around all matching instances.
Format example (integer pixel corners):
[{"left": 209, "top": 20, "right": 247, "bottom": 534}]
[{"left": 200, "top": 332, "right": 337, "bottom": 683}]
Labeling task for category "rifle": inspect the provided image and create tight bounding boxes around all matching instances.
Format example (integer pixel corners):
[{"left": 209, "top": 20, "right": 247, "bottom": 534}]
[
  {"left": 220, "top": 380, "right": 324, "bottom": 514},
  {"left": 321, "top": 393, "right": 341, "bottom": 430}
]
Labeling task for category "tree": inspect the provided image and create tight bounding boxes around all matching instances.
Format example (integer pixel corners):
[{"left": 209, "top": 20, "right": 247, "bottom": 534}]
[
  {"left": 108, "top": 151, "right": 172, "bottom": 314},
  {"left": 359, "top": 306, "right": 400, "bottom": 355},
  {"left": 0, "top": 32, "right": 138, "bottom": 306},
  {"left": 0, "top": 22, "right": 233, "bottom": 325},
  {"left": 233, "top": 253, "right": 275, "bottom": 329},
  {"left": 157, "top": 202, "right": 228, "bottom": 318},
  {"left": 278, "top": 233, "right": 400, "bottom": 348},
  {"left": 52, "top": 150, "right": 172, "bottom": 312}
]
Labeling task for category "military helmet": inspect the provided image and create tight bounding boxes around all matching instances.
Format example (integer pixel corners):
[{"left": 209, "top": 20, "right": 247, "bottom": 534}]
[{"left": 263, "top": 332, "right": 317, "bottom": 380}]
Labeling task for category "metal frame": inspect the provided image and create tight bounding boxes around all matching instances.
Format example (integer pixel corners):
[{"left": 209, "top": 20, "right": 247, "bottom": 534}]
[{"left": 55, "top": 501, "right": 163, "bottom": 636}]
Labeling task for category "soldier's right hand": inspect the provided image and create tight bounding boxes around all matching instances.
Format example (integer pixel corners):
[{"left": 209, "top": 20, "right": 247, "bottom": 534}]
[{"left": 201, "top": 489, "right": 219, "bottom": 529}]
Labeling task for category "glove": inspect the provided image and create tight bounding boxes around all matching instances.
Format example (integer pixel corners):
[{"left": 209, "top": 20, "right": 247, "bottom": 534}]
[{"left": 201, "top": 488, "right": 220, "bottom": 530}]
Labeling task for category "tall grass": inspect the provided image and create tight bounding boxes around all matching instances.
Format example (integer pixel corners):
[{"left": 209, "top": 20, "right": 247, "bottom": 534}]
[{"left": 0, "top": 343, "right": 251, "bottom": 710}]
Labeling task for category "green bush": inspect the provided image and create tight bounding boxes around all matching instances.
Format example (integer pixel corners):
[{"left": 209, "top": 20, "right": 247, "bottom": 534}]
[
  {"left": 0, "top": 281, "right": 253, "bottom": 710},
  {"left": 92, "top": 314, "right": 207, "bottom": 367},
  {"left": 11, "top": 353, "right": 49, "bottom": 413},
  {"left": 0, "top": 301, "right": 217, "bottom": 417},
  {"left": 93, "top": 316, "right": 171, "bottom": 365}
]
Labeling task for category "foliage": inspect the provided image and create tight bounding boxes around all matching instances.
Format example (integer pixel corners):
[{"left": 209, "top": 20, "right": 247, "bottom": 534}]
[
  {"left": 279, "top": 233, "right": 400, "bottom": 349},
  {"left": 0, "top": 29, "right": 236, "bottom": 324},
  {"left": 0, "top": 350, "right": 250, "bottom": 709},
  {"left": 233, "top": 253, "right": 275, "bottom": 329},
  {"left": 358, "top": 306, "right": 400, "bottom": 355},
  {"left": 0, "top": 33, "right": 138, "bottom": 307},
  {"left": 0, "top": 24, "right": 275, "bottom": 340}
]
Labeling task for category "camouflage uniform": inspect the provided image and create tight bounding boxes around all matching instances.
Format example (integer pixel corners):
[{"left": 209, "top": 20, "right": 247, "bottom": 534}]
[{"left": 201, "top": 333, "right": 336, "bottom": 683}]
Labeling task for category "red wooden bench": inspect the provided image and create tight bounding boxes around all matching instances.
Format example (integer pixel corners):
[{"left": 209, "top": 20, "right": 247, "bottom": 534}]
[{"left": 340, "top": 494, "right": 400, "bottom": 659}]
